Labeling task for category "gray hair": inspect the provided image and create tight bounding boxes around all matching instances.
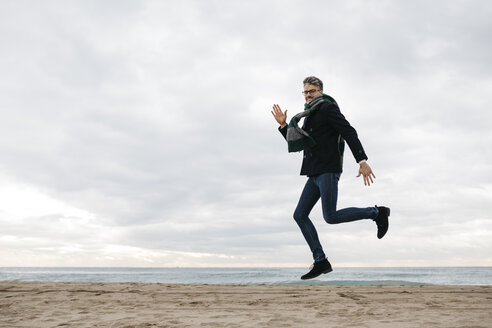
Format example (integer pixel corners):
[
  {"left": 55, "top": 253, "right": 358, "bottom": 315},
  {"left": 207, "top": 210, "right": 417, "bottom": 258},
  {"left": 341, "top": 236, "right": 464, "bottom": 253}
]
[{"left": 303, "top": 76, "right": 323, "bottom": 91}]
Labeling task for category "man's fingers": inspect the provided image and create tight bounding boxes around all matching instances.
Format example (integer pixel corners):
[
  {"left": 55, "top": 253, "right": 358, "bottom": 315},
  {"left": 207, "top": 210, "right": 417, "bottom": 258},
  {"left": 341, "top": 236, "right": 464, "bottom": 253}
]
[
  {"left": 357, "top": 165, "right": 376, "bottom": 186},
  {"left": 360, "top": 171, "right": 374, "bottom": 186},
  {"left": 273, "top": 105, "right": 282, "bottom": 117},
  {"left": 272, "top": 105, "right": 280, "bottom": 117},
  {"left": 272, "top": 104, "right": 286, "bottom": 115}
]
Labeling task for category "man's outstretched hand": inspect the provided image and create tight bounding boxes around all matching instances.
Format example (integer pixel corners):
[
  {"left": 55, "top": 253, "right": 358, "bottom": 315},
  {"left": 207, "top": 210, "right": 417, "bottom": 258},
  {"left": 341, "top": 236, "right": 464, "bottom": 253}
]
[
  {"left": 271, "top": 104, "right": 288, "bottom": 128},
  {"left": 357, "top": 162, "right": 376, "bottom": 186}
]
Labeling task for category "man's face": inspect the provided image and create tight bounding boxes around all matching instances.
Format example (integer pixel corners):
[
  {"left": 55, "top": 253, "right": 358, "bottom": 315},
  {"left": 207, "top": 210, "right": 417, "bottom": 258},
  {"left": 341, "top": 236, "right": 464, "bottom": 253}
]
[{"left": 303, "top": 84, "right": 323, "bottom": 104}]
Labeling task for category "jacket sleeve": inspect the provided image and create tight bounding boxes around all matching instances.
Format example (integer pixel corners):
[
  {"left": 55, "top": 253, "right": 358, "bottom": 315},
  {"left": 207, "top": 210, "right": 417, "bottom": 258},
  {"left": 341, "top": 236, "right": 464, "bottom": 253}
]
[
  {"left": 278, "top": 125, "right": 288, "bottom": 140},
  {"left": 322, "top": 103, "right": 368, "bottom": 163}
]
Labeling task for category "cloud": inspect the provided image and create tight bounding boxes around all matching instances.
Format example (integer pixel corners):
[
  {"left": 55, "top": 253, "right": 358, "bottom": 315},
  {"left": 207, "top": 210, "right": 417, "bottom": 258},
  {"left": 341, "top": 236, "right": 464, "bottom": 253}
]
[{"left": 1, "top": 0, "right": 491, "bottom": 267}]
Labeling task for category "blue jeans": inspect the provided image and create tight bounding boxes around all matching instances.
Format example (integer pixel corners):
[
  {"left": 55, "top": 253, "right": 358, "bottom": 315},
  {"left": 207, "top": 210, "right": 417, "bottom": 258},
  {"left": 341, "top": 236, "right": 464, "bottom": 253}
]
[{"left": 293, "top": 172, "right": 378, "bottom": 262}]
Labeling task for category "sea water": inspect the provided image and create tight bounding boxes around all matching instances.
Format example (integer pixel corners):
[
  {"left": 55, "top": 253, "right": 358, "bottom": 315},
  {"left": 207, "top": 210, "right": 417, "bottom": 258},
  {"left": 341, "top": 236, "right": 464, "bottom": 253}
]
[{"left": 1, "top": 267, "right": 491, "bottom": 285}]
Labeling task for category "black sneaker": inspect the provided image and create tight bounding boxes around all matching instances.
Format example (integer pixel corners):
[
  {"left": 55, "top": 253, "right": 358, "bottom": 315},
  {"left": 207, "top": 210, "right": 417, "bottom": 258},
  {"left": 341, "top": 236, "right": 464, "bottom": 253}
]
[
  {"left": 375, "top": 206, "right": 390, "bottom": 239},
  {"left": 301, "top": 258, "right": 333, "bottom": 280}
]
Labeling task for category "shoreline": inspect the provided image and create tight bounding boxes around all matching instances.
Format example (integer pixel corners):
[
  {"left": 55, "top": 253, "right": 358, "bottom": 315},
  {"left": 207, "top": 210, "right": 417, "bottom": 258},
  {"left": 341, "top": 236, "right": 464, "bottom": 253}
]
[
  {"left": 1, "top": 282, "right": 491, "bottom": 327},
  {"left": 2, "top": 266, "right": 491, "bottom": 286}
]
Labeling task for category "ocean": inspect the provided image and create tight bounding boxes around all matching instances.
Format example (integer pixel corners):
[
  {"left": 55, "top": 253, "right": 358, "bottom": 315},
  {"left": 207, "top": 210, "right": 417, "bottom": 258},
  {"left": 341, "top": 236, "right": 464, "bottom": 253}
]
[{"left": 0, "top": 267, "right": 491, "bottom": 285}]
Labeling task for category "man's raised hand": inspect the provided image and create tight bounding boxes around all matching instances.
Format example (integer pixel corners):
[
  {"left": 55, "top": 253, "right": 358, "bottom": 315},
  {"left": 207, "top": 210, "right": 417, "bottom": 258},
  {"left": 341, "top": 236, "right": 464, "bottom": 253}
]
[{"left": 271, "top": 104, "right": 288, "bottom": 128}]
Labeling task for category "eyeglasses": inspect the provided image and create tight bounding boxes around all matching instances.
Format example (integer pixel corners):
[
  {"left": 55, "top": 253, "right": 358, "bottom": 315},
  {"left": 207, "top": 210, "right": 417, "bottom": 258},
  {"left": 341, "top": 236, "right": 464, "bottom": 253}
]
[{"left": 302, "top": 89, "right": 320, "bottom": 95}]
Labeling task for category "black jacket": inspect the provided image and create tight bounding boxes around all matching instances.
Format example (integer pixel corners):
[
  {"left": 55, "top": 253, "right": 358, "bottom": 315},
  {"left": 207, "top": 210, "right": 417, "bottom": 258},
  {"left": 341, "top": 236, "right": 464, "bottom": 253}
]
[{"left": 279, "top": 102, "right": 367, "bottom": 176}]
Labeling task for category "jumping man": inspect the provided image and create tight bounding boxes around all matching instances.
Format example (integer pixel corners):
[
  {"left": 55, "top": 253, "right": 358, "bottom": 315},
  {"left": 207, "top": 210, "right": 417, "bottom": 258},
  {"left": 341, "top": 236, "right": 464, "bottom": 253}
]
[{"left": 271, "top": 76, "right": 390, "bottom": 280}]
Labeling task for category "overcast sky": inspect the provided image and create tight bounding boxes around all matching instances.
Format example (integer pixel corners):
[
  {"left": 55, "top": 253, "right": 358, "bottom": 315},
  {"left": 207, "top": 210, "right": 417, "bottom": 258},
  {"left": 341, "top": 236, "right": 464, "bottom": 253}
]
[{"left": 1, "top": 0, "right": 491, "bottom": 267}]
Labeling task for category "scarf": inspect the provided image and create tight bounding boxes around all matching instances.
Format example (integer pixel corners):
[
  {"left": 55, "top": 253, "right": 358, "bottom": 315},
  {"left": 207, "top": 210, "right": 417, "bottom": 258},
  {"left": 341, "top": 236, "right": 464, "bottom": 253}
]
[{"left": 286, "top": 93, "right": 336, "bottom": 152}]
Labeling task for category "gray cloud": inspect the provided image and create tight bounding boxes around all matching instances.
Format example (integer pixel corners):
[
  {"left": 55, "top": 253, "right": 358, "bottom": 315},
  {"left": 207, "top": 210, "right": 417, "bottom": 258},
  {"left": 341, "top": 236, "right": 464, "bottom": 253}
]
[{"left": 1, "top": 0, "right": 491, "bottom": 267}]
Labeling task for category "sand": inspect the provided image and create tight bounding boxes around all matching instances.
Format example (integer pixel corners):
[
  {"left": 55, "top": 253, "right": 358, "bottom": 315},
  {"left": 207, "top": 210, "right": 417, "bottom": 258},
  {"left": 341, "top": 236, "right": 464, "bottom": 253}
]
[{"left": 0, "top": 282, "right": 491, "bottom": 328}]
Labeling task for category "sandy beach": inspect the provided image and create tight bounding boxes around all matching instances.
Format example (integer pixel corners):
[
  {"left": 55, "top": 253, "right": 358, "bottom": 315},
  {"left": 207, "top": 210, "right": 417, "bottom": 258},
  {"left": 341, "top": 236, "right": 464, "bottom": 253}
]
[{"left": 0, "top": 282, "right": 491, "bottom": 327}]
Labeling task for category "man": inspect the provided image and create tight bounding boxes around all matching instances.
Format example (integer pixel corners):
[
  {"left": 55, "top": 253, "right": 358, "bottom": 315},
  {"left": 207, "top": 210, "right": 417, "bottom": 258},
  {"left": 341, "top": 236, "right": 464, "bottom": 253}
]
[{"left": 271, "top": 76, "right": 390, "bottom": 280}]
